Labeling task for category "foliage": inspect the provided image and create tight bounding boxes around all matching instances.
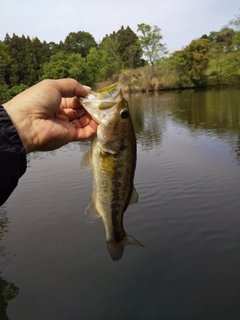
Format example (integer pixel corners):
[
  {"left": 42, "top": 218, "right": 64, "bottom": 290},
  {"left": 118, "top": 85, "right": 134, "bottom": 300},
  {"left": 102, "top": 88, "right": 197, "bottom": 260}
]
[
  {"left": 208, "top": 27, "right": 235, "bottom": 52},
  {"left": 137, "top": 23, "right": 167, "bottom": 71},
  {"left": 228, "top": 12, "right": 240, "bottom": 31},
  {"left": 231, "top": 32, "right": 240, "bottom": 51},
  {"left": 63, "top": 31, "right": 97, "bottom": 57},
  {"left": 0, "top": 84, "right": 10, "bottom": 103},
  {"left": 42, "top": 51, "right": 90, "bottom": 83},
  {"left": 116, "top": 26, "right": 143, "bottom": 69},
  {"left": 86, "top": 33, "right": 123, "bottom": 83},
  {"left": 1, "top": 13, "right": 240, "bottom": 97},
  {"left": 172, "top": 50, "right": 192, "bottom": 87},
  {"left": 99, "top": 37, "right": 121, "bottom": 78},
  {"left": 186, "top": 38, "right": 210, "bottom": 85},
  {"left": 3, "top": 34, "right": 51, "bottom": 86},
  {"left": 0, "top": 42, "right": 10, "bottom": 85},
  {"left": 100, "top": 26, "right": 143, "bottom": 69},
  {"left": 0, "top": 83, "right": 29, "bottom": 103},
  {"left": 86, "top": 47, "right": 102, "bottom": 83},
  {"left": 172, "top": 38, "right": 210, "bottom": 87}
]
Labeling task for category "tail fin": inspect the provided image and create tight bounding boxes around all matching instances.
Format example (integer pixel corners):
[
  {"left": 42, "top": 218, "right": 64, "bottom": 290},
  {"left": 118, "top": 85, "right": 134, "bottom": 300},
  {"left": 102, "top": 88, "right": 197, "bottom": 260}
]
[{"left": 107, "top": 235, "right": 144, "bottom": 261}]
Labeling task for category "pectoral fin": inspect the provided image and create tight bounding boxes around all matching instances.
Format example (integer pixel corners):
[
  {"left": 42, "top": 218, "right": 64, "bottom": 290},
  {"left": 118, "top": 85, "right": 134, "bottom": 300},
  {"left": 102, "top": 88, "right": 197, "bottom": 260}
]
[
  {"left": 80, "top": 150, "right": 92, "bottom": 170},
  {"left": 84, "top": 198, "right": 101, "bottom": 223},
  {"left": 128, "top": 186, "right": 138, "bottom": 205}
]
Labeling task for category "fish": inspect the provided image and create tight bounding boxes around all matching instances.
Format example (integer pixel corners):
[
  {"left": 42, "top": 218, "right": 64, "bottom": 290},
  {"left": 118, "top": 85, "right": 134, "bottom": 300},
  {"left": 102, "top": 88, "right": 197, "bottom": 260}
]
[{"left": 80, "top": 84, "right": 144, "bottom": 261}]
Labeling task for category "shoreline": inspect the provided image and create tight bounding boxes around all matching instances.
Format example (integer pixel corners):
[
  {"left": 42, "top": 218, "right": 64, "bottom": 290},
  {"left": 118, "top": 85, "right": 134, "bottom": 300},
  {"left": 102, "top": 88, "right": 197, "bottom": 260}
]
[{"left": 93, "top": 78, "right": 240, "bottom": 94}]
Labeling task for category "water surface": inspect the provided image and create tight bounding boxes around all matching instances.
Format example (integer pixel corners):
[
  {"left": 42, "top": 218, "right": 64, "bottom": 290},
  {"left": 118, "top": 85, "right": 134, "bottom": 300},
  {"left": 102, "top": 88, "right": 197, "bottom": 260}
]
[{"left": 1, "top": 88, "right": 240, "bottom": 320}]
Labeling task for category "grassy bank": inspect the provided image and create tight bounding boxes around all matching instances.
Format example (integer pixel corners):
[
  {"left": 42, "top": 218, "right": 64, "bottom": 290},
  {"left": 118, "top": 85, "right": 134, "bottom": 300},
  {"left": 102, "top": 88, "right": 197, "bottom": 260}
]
[
  {"left": 93, "top": 64, "right": 240, "bottom": 94},
  {"left": 1, "top": 58, "right": 239, "bottom": 103}
]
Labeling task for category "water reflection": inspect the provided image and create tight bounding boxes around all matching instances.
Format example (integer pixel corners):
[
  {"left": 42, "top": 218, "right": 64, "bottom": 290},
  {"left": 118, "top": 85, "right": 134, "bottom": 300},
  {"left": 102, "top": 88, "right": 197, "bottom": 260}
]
[
  {"left": 25, "top": 88, "right": 240, "bottom": 163},
  {"left": 171, "top": 89, "right": 240, "bottom": 134},
  {"left": 27, "top": 140, "right": 91, "bottom": 162},
  {"left": 128, "top": 93, "right": 167, "bottom": 150},
  {"left": 0, "top": 207, "right": 19, "bottom": 320},
  {"left": 128, "top": 88, "right": 240, "bottom": 163},
  {"left": 1, "top": 88, "right": 240, "bottom": 319}
]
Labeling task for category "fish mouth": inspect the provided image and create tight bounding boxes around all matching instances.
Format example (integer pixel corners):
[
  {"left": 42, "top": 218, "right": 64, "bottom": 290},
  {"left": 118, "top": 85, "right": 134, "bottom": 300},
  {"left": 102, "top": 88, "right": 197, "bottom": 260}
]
[{"left": 80, "top": 84, "right": 122, "bottom": 124}]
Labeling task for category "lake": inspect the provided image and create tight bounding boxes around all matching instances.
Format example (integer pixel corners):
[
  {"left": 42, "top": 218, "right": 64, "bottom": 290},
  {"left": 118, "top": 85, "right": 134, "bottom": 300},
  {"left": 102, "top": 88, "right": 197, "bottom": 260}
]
[{"left": 1, "top": 88, "right": 240, "bottom": 320}]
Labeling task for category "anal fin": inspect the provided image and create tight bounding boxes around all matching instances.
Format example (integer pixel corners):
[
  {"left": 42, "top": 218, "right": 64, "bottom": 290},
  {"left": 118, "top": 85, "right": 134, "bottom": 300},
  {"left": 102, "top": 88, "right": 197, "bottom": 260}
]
[{"left": 128, "top": 186, "right": 138, "bottom": 205}]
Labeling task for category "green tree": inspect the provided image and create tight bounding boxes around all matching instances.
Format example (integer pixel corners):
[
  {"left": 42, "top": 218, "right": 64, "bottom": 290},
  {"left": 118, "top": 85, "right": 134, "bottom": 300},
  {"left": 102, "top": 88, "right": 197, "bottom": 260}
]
[
  {"left": 86, "top": 47, "right": 102, "bottom": 83},
  {"left": 230, "top": 32, "right": 240, "bottom": 51},
  {"left": 3, "top": 34, "right": 51, "bottom": 86},
  {"left": 48, "top": 41, "right": 65, "bottom": 55},
  {"left": 117, "top": 26, "right": 143, "bottom": 69},
  {"left": 0, "top": 41, "right": 10, "bottom": 85},
  {"left": 228, "top": 12, "right": 240, "bottom": 31},
  {"left": 4, "top": 33, "right": 25, "bottom": 86},
  {"left": 137, "top": 23, "right": 167, "bottom": 72},
  {"left": 187, "top": 38, "right": 210, "bottom": 85},
  {"left": 31, "top": 38, "right": 51, "bottom": 79},
  {"left": 209, "top": 27, "right": 235, "bottom": 52},
  {"left": 63, "top": 31, "right": 97, "bottom": 57},
  {"left": 173, "top": 38, "right": 210, "bottom": 87},
  {"left": 99, "top": 37, "right": 121, "bottom": 79},
  {"left": 172, "top": 50, "right": 191, "bottom": 87},
  {"left": 228, "top": 13, "right": 240, "bottom": 51},
  {"left": 42, "top": 51, "right": 89, "bottom": 83},
  {"left": 91, "top": 36, "right": 121, "bottom": 82}
]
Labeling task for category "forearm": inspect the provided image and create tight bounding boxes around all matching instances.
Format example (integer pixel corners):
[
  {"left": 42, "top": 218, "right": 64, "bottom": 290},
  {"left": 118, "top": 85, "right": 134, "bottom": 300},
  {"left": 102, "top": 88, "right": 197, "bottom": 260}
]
[{"left": 0, "top": 105, "right": 27, "bottom": 206}]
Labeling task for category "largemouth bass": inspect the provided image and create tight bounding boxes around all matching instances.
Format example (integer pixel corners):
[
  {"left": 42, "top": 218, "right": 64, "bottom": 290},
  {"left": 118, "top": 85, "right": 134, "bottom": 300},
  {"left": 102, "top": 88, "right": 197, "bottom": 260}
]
[{"left": 80, "top": 84, "right": 143, "bottom": 261}]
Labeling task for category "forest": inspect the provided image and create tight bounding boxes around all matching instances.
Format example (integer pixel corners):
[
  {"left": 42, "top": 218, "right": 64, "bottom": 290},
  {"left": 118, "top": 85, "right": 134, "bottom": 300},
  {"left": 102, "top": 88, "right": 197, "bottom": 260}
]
[{"left": 0, "top": 12, "right": 240, "bottom": 102}]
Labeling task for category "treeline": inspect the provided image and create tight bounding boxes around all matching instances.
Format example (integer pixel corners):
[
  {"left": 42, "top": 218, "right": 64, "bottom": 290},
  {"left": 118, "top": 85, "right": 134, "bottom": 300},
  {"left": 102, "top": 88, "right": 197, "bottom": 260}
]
[
  {"left": 0, "top": 26, "right": 143, "bottom": 101},
  {"left": 154, "top": 23, "right": 240, "bottom": 90},
  {"left": 0, "top": 13, "right": 240, "bottom": 101},
  {"left": 119, "top": 17, "right": 240, "bottom": 92}
]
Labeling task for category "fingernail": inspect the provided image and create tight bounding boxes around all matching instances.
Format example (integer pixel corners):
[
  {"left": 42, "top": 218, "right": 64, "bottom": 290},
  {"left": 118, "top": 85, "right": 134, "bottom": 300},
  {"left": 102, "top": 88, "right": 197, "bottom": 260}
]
[{"left": 83, "top": 85, "right": 91, "bottom": 92}]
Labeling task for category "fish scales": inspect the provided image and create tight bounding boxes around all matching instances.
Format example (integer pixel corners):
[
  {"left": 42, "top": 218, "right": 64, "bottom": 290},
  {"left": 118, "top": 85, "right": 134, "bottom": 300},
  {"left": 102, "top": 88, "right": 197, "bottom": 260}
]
[
  {"left": 92, "top": 142, "right": 134, "bottom": 241},
  {"left": 80, "top": 84, "right": 144, "bottom": 261}
]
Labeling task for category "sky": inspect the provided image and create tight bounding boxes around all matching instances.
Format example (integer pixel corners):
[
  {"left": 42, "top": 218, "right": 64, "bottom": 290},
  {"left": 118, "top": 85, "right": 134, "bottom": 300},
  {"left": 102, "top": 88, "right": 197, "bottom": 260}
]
[{"left": 1, "top": 0, "right": 239, "bottom": 53}]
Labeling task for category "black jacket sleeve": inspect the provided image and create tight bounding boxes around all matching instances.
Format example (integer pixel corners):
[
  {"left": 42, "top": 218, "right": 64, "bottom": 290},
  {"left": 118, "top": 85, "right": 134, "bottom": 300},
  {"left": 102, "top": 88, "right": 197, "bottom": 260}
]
[{"left": 0, "top": 105, "right": 27, "bottom": 206}]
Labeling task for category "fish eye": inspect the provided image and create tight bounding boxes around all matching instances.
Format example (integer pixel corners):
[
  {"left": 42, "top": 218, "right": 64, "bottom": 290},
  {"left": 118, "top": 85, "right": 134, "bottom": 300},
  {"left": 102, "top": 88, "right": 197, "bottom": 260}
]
[{"left": 120, "top": 108, "right": 129, "bottom": 119}]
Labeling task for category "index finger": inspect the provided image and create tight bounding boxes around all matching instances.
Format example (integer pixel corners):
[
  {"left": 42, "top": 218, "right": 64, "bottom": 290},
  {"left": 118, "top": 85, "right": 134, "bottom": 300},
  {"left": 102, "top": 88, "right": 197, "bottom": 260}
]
[{"left": 51, "top": 78, "right": 91, "bottom": 98}]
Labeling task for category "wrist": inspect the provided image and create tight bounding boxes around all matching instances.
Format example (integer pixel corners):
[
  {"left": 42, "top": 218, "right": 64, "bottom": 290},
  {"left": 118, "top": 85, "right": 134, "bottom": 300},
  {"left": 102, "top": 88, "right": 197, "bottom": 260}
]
[
  {"left": 3, "top": 102, "right": 33, "bottom": 154},
  {"left": 0, "top": 104, "right": 27, "bottom": 172}
]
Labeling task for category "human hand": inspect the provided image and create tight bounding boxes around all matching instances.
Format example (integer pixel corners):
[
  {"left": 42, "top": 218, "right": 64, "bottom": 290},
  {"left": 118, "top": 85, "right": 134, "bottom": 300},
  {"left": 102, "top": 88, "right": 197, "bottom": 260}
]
[{"left": 3, "top": 79, "right": 98, "bottom": 154}]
